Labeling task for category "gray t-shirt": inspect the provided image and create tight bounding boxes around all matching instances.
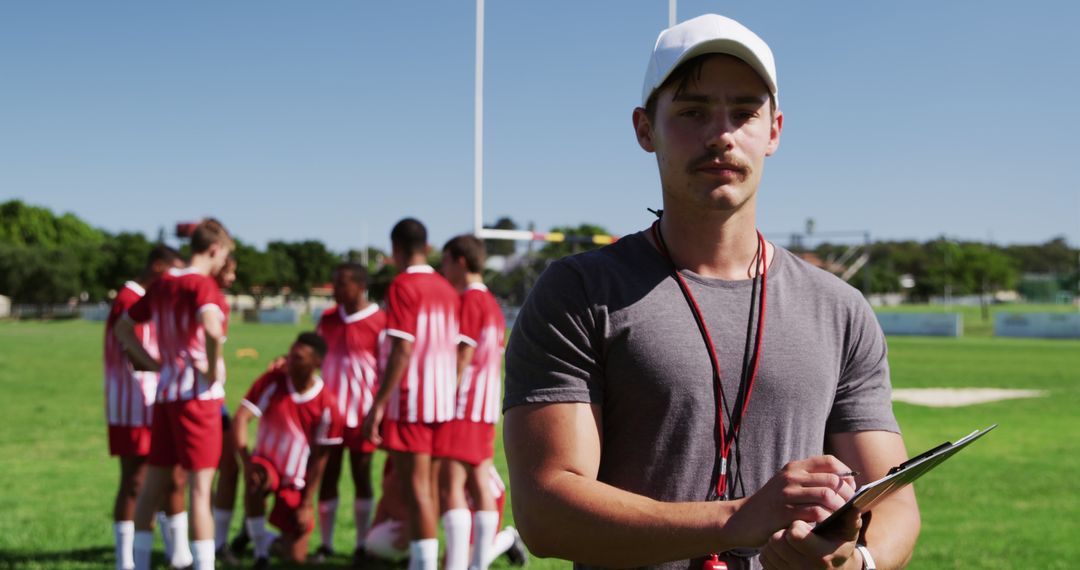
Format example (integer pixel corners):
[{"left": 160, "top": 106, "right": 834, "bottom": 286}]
[{"left": 504, "top": 230, "right": 899, "bottom": 570}]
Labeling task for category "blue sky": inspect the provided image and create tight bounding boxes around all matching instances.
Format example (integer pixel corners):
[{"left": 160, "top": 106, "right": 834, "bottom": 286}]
[{"left": 2, "top": 1, "right": 1077, "bottom": 252}]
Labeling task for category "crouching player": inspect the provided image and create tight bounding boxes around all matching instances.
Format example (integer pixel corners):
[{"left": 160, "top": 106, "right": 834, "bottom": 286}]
[
  {"left": 366, "top": 459, "right": 526, "bottom": 567},
  {"left": 232, "top": 333, "right": 344, "bottom": 568}
]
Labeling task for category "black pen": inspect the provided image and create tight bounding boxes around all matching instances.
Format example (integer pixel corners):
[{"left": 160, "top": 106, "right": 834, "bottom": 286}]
[{"left": 836, "top": 471, "right": 860, "bottom": 478}]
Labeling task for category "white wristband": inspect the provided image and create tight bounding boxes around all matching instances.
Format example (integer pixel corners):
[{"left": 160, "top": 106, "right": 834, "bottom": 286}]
[{"left": 856, "top": 545, "right": 877, "bottom": 570}]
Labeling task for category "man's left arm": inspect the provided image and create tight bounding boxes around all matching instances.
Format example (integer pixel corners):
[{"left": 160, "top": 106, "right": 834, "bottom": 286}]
[{"left": 760, "top": 431, "right": 919, "bottom": 569}]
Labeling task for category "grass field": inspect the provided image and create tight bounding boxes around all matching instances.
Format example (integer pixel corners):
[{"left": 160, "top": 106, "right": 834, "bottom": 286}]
[{"left": 0, "top": 315, "right": 1077, "bottom": 569}]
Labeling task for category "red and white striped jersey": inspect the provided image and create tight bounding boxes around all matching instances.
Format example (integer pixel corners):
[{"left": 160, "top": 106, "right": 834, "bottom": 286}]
[
  {"left": 126, "top": 267, "right": 228, "bottom": 402},
  {"left": 241, "top": 370, "right": 344, "bottom": 490},
  {"left": 382, "top": 265, "right": 460, "bottom": 424},
  {"left": 316, "top": 304, "right": 387, "bottom": 430},
  {"left": 454, "top": 284, "right": 505, "bottom": 424},
  {"left": 104, "top": 281, "right": 159, "bottom": 427}
]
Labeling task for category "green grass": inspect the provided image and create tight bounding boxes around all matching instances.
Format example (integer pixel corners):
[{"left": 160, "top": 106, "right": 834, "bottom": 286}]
[{"left": 1, "top": 320, "right": 1078, "bottom": 568}]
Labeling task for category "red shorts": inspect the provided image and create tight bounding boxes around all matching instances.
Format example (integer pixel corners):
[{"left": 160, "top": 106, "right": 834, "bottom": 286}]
[
  {"left": 344, "top": 425, "right": 377, "bottom": 454},
  {"left": 433, "top": 420, "right": 496, "bottom": 465},
  {"left": 380, "top": 420, "right": 443, "bottom": 455},
  {"left": 108, "top": 425, "right": 152, "bottom": 457},
  {"left": 148, "top": 399, "right": 223, "bottom": 470},
  {"left": 270, "top": 487, "right": 314, "bottom": 536}
]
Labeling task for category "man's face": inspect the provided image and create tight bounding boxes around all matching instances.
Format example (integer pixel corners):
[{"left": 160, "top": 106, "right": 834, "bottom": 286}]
[
  {"left": 208, "top": 243, "right": 234, "bottom": 276},
  {"left": 286, "top": 342, "right": 320, "bottom": 381},
  {"left": 634, "top": 55, "right": 783, "bottom": 214},
  {"left": 332, "top": 269, "right": 363, "bottom": 307},
  {"left": 439, "top": 252, "right": 466, "bottom": 290},
  {"left": 217, "top": 260, "right": 237, "bottom": 289}
]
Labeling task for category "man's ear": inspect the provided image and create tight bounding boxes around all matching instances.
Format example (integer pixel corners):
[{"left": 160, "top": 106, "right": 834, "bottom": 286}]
[{"left": 632, "top": 107, "right": 656, "bottom": 153}]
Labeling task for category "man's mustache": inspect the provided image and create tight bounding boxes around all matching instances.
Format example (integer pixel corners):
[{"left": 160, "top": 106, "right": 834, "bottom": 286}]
[{"left": 686, "top": 154, "right": 751, "bottom": 176}]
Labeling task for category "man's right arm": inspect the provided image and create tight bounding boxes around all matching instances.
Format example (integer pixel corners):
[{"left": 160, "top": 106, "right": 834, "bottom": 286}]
[
  {"left": 505, "top": 402, "right": 859, "bottom": 568},
  {"left": 362, "top": 336, "right": 412, "bottom": 445},
  {"left": 113, "top": 317, "right": 160, "bottom": 372}
]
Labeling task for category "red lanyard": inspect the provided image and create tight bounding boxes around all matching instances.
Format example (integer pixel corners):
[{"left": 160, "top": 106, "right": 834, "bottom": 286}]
[{"left": 650, "top": 220, "right": 767, "bottom": 500}]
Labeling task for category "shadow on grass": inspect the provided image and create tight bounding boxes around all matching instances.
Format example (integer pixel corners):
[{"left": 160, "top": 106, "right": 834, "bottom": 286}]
[{"left": 0, "top": 546, "right": 115, "bottom": 568}]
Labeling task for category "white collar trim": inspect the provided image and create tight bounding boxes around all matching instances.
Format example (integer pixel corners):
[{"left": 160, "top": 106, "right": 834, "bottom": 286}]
[
  {"left": 168, "top": 266, "right": 200, "bottom": 277},
  {"left": 405, "top": 265, "right": 435, "bottom": 274},
  {"left": 288, "top": 376, "right": 324, "bottom": 404},
  {"left": 466, "top": 282, "right": 488, "bottom": 292},
  {"left": 124, "top": 281, "right": 146, "bottom": 296},
  {"left": 339, "top": 304, "right": 379, "bottom": 324}
]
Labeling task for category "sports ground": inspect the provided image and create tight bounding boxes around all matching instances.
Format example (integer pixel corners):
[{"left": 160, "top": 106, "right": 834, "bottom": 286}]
[{"left": 0, "top": 307, "right": 1077, "bottom": 569}]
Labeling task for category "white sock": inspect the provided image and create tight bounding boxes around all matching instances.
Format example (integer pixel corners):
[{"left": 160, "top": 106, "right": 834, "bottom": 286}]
[
  {"left": 132, "top": 531, "right": 153, "bottom": 570},
  {"left": 354, "top": 498, "right": 375, "bottom": 547},
  {"left": 156, "top": 511, "right": 172, "bottom": 560},
  {"left": 490, "top": 527, "right": 517, "bottom": 560},
  {"left": 191, "top": 539, "right": 215, "bottom": 570},
  {"left": 167, "top": 512, "right": 193, "bottom": 568},
  {"left": 470, "top": 511, "right": 500, "bottom": 570},
  {"left": 318, "top": 498, "right": 339, "bottom": 549},
  {"left": 246, "top": 517, "right": 269, "bottom": 558},
  {"left": 409, "top": 538, "right": 439, "bottom": 570},
  {"left": 442, "top": 508, "right": 472, "bottom": 570},
  {"left": 213, "top": 508, "right": 233, "bottom": 549},
  {"left": 114, "top": 521, "right": 135, "bottom": 570}
]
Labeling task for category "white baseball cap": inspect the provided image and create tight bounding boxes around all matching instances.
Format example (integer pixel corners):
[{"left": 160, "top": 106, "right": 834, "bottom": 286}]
[{"left": 641, "top": 14, "right": 778, "bottom": 108}]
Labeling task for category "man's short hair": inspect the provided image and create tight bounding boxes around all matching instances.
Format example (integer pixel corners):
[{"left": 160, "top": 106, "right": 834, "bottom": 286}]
[
  {"left": 146, "top": 244, "right": 182, "bottom": 269},
  {"left": 335, "top": 262, "right": 369, "bottom": 287},
  {"left": 190, "top": 218, "right": 234, "bottom": 254},
  {"left": 643, "top": 53, "right": 777, "bottom": 121},
  {"left": 443, "top": 234, "right": 486, "bottom": 274},
  {"left": 295, "top": 332, "right": 328, "bottom": 360},
  {"left": 391, "top": 218, "right": 427, "bottom": 255}
]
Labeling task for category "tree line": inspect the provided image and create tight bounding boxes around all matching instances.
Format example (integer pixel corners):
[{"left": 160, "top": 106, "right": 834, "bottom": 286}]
[{"left": 1, "top": 201, "right": 1077, "bottom": 310}]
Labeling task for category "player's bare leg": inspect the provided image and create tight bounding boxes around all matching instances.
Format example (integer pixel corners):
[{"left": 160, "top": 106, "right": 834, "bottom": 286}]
[
  {"left": 316, "top": 445, "right": 344, "bottom": 558},
  {"left": 281, "top": 530, "right": 313, "bottom": 564},
  {"left": 132, "top": 466, "right": 171, "bottom": 570},
  {"left": 466, "top": 460, "right": 499, "bottom": 570},
  {"left": 439, "top": 459, "right": 472, "bottom": 570},
  {"left": 349, "top": 450, "right": 375, "bottom": 561},
  {"left": 113, "top": 456, "right": 147, "bottom": 570},
  {"left": 159, "top": 466, "right": 191, "bottom": 567},
  {"left": 393, "top": 450, "right": 438, "bottom": 570},
  {"left": 243, "top": 465, "right": 277, "bottom": 569},
  {"left": 187, "top": 467, "right": 217, "bottom": 569},
  {"left": 213, "top": 435, "right": 240, "bottom": 561}
]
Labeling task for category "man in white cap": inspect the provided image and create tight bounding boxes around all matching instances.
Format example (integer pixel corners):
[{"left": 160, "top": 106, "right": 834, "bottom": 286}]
[{"left": 503, "top": 13, "right": 920, "bottom": 570}]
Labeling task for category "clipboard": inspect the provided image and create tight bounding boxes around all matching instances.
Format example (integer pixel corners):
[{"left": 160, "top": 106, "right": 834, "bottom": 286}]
[{"left": 813, "top": 424, "right": 997, "bottom": 535}]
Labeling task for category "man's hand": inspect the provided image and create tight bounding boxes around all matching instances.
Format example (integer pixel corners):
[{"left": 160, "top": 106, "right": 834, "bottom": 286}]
[
  {"left": 265, "top": 355, "right": 286, "bottom": 372},
  {"left": 759, "top": 509, "right": 862, "bottom": 570},
  {"left": 245, "top": 460, "right": 267, "bottom": 491},
  {"left": 295, "top": 502, "right": 314, "bottom": 532},
  {"left": 726, "top": 456, "right": 857, "bottom": 548},
  {"left": 361, "top": 404, "right": 385, "bottom": 446}
]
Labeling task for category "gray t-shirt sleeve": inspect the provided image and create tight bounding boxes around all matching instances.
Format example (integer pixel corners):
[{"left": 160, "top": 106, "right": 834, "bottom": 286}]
[
  {"left": 826, "top": 296, "right": 900, "bottom": 434},
  {"left": 503, "top": 259, "right": 605, "bottom": 411}
]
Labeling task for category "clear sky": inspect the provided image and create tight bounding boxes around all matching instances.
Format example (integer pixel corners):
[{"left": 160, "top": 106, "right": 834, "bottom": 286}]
[{"left": 2, "top": 0, "right": 1077, "bottom": 252}]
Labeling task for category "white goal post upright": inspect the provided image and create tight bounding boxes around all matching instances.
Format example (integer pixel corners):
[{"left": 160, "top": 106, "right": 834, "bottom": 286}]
[{"left": 474, "top": 0, "right": 485, "bottom": 237}]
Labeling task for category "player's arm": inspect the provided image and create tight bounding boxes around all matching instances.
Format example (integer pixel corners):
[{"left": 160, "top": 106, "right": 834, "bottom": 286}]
[
  {"left": 113, "top": 316, "right": 161, "bottom": 372},
  {"left": 361, "top": 336, "right": 412, "bottom": 445},
  {"left": 455, "top": 342, "right": 475, "bottom": 383},
  {"left": 200, "top": 308, "right": 225, "bottom": 382},
  {"left": 232, "top": 404, "right": 255, "bottom": 468},
  {"left": 505, "top": 402, "right": 858, "bottom": 567}
]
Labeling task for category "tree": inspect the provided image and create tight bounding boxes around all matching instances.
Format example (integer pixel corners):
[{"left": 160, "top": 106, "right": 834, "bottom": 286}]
[
  {"left": 0, "top": 245, "right": 81, "bottom": 312},
  {"left": 279, "top": 240, "right": 339, "bottom": 302},
  {"left": 538, "top": 223, "right": 613, "bottom": 259},
  {"left": 233, "top": 241, "right": 276, "bottom": 310},
  {"left": 485, "top": 216, "right": 519, "bottom": 257}
]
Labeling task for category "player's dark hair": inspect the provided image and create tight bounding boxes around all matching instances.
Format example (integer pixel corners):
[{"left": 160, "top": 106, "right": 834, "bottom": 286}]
[
  {"left": 643, "top": 53, "right": 775, "bottom": 120},
  {"left": 390, "top": 218, "right": 427, "bottom": 255},
  {"left": 190, "top": 218, "right": 234, "bottom": 254},
  {"left": 443, "top": 234, "right": 486, "bottom": 273},
  {"left": 146, "top": 244, "right": 182, "bottom": 268},
  {"left": 295, "top": 332, "right": 328, "bottom": 360},
  {"left": 335, "top": 262, "right": 368, "bottom": 287}
]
